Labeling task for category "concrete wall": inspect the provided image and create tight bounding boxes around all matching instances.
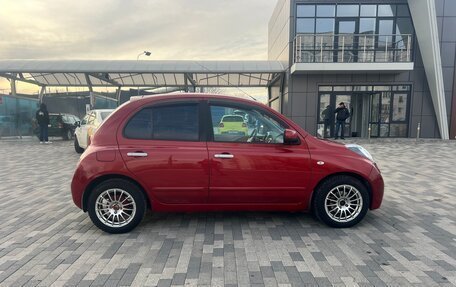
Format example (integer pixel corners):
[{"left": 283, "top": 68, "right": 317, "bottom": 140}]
[{"left": 268, "top": 0, "right": 292, "bottom": 65}]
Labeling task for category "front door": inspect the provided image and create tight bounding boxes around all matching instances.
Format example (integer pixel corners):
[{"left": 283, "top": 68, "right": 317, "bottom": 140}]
[
  {"left": 118, "top": 102, "right": 209, "bottom": 204},
  {"left": 206, "top": 102, "right": 311, "bottom": 204},
  {"left": 318, "top": 94, "right": 353, "bottom": 138}
]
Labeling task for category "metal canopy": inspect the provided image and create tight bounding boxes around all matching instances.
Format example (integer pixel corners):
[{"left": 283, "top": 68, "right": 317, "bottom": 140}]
[{"left": 0, "top": 60, "right": 285, "bottom": 88}]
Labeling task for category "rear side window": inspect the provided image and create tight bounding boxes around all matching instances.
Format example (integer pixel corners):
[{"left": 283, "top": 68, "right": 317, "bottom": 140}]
[{"left": 124, "top": 104, "right": 199, "bottom": 141}]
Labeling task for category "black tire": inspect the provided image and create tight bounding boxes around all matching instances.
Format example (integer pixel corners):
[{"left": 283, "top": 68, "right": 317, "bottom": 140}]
[
  {"left": 313, "top": 175, "right": 369, "bottom": 228},
  {"left": 74, "top": 137, "right": 84, "bottom": 154},
  {"left": 87, "top": 179, "right": 147, "bottom": 234},
  {"left": 63, "top": 129, "right": 73, "bottom": 140}
]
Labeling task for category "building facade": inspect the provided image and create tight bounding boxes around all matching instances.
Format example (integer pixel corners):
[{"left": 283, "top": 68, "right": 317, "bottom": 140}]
[{"left": 268, "top": 0, "right": 456, "bottom": 139}]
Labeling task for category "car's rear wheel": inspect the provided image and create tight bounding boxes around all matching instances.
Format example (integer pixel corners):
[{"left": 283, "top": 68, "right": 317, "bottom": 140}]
[
  {"left": 313, "top": 175, "right": 369, "bottom": 228},
  {"left": 87, "top": 179, "right": 146, "bottom": 234},
  {"left": 74, "top": 137, "right": 84, "bottom": 154}
]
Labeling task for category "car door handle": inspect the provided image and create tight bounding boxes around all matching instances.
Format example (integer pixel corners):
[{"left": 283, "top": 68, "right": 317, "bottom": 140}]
[
  {"left": 214, "top": 153, "right": 234, "bottom": 159},
  {"left": 127, "top": 152, "right": 148, "bottom": 157}
]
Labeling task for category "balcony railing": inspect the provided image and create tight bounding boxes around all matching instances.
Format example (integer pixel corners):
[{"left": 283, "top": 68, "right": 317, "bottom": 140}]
[{"left": 293, "top": 33, "right": 413, "bottom": 64}]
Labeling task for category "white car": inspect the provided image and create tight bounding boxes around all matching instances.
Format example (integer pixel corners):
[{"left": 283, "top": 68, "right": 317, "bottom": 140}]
[{"left": 74, "top": 109, "right": 114, "bottom": 153}]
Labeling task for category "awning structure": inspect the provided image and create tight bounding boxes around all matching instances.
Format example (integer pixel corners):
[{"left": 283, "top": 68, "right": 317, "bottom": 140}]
[{"left": 0, "top": 60, "right": 285, "bottom": 88}]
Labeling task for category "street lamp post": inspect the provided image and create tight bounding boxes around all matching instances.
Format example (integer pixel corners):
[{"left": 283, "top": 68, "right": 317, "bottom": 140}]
[
  {"left": 136, "top": 51, "right": 151, "bottom": 95},
  {"left": 137, "top": 51, "right": 151, "bottom": 60}
]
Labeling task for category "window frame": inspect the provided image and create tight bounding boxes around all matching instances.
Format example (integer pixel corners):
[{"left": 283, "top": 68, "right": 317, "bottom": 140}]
[
  {"left": 204, "top": 100, "right": 291, "bottom": 145},
  {"left": 122, "top": 100, "right": 206, "bottom": 142}
]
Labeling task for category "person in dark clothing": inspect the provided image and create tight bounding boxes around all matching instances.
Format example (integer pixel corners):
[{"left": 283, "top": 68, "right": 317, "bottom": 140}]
[
  {"left": 334, "top": 102, "right": 350, "bottom": 140},
  {"left": 36, "top": 103, "right": 51, "bottom": 143},
  {"left": 321, "top": 105, "right": 333, "bottom": 138}
]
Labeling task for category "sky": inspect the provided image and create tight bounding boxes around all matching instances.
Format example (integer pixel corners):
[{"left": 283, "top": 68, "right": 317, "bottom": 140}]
[
  {"left": 0, "top": 0, "right": 278, "bottom": 98},
  {"left": 0, "top": 0, "right": 277, "bottom": 60}
]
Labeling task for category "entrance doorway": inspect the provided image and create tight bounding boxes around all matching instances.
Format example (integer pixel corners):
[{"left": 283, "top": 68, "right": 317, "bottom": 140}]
[{"left": 317, "top": 85, "right": 410, "bottom": 138}]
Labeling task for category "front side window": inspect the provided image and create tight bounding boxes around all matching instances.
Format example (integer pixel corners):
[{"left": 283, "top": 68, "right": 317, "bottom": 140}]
[
  {"left": 210, "top": 105, "right": 285, "bottom": 144},
  {"left": 124, "top": 104, "right": 199, "bottom": 141}
]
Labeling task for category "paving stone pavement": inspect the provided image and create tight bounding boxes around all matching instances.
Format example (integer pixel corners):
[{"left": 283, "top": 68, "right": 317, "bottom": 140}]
[{"left": 0, "top": 138, "right": 455, "bottom": 287}]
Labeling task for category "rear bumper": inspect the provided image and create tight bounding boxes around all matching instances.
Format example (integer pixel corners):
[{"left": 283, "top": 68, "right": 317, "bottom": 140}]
[
  {"left": 71, "top": 164, "right": 87, "bottom": 210},
  {"left": 369, "top": 165, "right": 384, "bottom": 209}
]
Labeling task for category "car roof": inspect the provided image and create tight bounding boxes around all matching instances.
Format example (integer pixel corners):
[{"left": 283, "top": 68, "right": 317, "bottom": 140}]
[{"left": 130, "top": 93, "right": 259, "bottom": 106}]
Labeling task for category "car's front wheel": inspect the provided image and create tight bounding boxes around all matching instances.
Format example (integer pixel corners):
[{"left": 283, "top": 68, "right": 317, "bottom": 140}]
[
  {"left": 87, "top": 179, "right": 147, "bottom": 234},
  {"left": 63, "top": 129, "right": 73, "bottom": 140},
  {"left": 313, "top": 175, "right": 369, "bottom": 228},
  {"left": 74, "top": 137, "right": 84, "bottom": 154}
]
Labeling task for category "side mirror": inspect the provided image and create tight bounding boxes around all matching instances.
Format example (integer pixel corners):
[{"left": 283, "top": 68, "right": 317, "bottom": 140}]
[
  {"left": 75, "top": 121, "right": 81, "bottom": 127},
  {"left": 283, "top": 129, "right": 300, "bottom": 145}
]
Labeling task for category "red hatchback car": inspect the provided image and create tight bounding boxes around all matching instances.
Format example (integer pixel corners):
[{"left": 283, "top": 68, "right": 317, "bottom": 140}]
[{"left": 71, "top": 94, "right": 384, "bottom": 233}]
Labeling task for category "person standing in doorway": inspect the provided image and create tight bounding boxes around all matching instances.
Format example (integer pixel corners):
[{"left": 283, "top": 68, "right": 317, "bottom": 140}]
[
  {"left": 334, "top": 102, "right": 350, "bottom": 140},
  {"left": 321, "top": 105, "right": 333, "bottom": 138},
  {"left": 36, "top": 103, "right": 51, "bottom": 144}
]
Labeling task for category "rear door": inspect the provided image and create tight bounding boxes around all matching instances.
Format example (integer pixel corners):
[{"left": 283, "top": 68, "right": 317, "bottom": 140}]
[{"left": 118, "top": 101, "right": 210, "bottom": 204}]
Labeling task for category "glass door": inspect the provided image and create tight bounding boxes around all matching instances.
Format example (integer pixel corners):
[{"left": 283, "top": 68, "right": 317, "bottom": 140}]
[
  {"left": 369, "top": 92, "right": 390, "bottom": 137},
  {"left": 335, "top": 19, "right": 358, "bottom": 62},
  {"left": 317, "top": 93, "right": 353, "bottom": 138}
]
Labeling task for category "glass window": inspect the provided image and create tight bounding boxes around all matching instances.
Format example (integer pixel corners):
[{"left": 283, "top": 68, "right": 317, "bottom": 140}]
[
  {"left": 378, "top": 5, "right": 396, "bottom": 17},
  {"left": 337, "top": 5, "right": 359, "bottom": 17},
  {"left": 87, "top": 113, "right": 95, "bottom": 125},
  {"left": 392, "top": 93, "right": 407, "bottom": 121},
  {"left": 360, "top": 5, "right": 376, "bottom": 17},
  {"left": 210, "top": 105, "right": 285, "bottom": 144},
  {"left": 380, "top": 93, "right": 391, "bottom": 122},
  {"left": 316, "top": 19, "right": 335, "bottom": 34},
  {"left": 397, "top": 5, "right": 410, "bottom": 17},
  {"left": 124, "top": 108, "right": 153, "bottom": 139},
  {"left": 81, "top": 115, "right": 88, "bottom": 125},
  {"left": 317, "top": 5, "right": 335, "bottom": 17},
  {"left": 360, "top": 18, "right": 376, "bottom": 34},
  {"left": 319, "top": 86, "right": 332, "bottom": 91},
  {"left": 396, "top": 18, "right": 413, "bottom": 35},
  {"left": 297, "top": 5, "right": 315, "bottom": 17},
  {"left": 319, "top": 94, "right": 331, "bottom": 122},
  {"left": 124, "top": 104, "right": 199, "bottom": 141},
  {"left": 100, "top": 111, "right": 112, "bottom": 121},
  {"left": 297, "top": 19, "right": 315, "bottom": 33}
]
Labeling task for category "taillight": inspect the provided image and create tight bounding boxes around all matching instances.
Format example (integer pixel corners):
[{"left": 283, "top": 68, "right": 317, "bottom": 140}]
[
  {"left": 219, "top": 123, "right": 224, "bottom": 128},
  {"left": 242, "top": 123, "right": 246, "bottom": 127}
]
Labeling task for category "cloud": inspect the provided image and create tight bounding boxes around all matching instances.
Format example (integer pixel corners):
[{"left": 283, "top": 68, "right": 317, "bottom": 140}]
[{"left": 0, "top": 0, "right": 277, "bottom": 60}]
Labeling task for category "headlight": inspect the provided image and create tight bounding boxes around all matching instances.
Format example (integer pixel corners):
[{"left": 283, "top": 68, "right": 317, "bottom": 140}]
[{"left": 345, "top": 144, "right": 374, "bottom": 162}]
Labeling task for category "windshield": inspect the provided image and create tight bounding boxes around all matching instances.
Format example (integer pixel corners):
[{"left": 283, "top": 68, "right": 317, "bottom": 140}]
[{"left": 100, "top": 111, "right": 112, "bottom": 121}]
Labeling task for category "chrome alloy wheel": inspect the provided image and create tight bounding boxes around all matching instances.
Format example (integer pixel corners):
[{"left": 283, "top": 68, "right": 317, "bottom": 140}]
[
  {"left": 324, "top": 185, "right": 363, "bottom": 223},
  {"left": 95, "top": 188, "right": 136, "bottom": 228}
]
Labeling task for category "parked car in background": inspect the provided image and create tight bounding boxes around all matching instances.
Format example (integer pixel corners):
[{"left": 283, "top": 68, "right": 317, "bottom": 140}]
[
  {"left": 218, "top": 114, "right": 248, "bottom": 136},
  {"left": 71, "top": 94, "right": 384, "bottom": 234},
  {"left": 74, "top": 109, "right": 114, "bottom": 153},
  {"left": 32, "top": 113, "right": 80, "bottom": 140}
]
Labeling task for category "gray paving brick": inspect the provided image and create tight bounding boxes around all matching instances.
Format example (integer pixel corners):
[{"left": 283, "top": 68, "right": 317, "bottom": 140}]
[{"left": 0, "top": 139, "right": 455, "bottom": 286}]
